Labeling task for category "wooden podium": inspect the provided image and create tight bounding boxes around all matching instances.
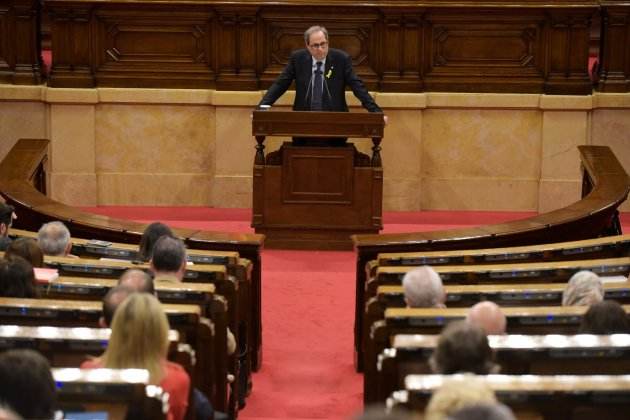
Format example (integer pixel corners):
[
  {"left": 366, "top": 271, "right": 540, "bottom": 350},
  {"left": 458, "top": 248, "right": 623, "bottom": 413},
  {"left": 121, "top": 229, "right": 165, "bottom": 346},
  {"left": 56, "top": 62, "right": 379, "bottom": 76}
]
[{"left": 251, "top": 110, "right": 385, "bottom": 250}]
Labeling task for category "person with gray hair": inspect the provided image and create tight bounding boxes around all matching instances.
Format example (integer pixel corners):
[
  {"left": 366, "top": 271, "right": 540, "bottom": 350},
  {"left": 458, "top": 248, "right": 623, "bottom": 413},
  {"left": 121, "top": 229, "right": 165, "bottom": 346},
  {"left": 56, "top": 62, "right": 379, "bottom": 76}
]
[
  {"left": 37, "top": 221, "right": 73, "bottom": 257},
  {"left": 562, "top": 270, "right": 604, "bottom": 306},
  {"left": 259, "top": 25, "right": 383, "bottom": 116},
  {"left": 149, "top": 236, "right": 188, "bottom": 283},
  {"left": 402, "top": 266, "right": 446, "bottom": 308}
]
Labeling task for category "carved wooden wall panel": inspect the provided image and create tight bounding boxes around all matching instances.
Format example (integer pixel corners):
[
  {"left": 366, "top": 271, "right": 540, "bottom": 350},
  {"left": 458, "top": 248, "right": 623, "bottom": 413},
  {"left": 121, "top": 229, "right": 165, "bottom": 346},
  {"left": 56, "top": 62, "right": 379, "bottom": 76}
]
[
  {"left": 422, "top": 11, "right": 545, "bottom": 92},
  {"left": 380, "top": 10, "right": 424, "bottom": 92},
  {"left": 215, "top": 7, "right": 257, "bottom": 90},
  {"left": 599, "top": 3, "right": 630, "bottom": 92},
  {"left": 0, "top": 4, "right": 11, "bottom": 81},
  {"left": 545, "top": 10, "right": 593, "bottom": 94},
  {"left": 93, "top": 7, "right": 215, "bottom": 88},
  {"left": 48, "top": 4, "right": 93, "bottom": 87},
  {"left": 0, "top": 0, "right": 41, "bottom": 85},
  {"left": 33, "top": 0, "right": 627, "bottom": 94}
]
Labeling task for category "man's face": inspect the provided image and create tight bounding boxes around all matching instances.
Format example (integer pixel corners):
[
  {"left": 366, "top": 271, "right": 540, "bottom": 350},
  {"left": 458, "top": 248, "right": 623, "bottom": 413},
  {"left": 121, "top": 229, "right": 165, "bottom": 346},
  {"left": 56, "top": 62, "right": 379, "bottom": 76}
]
[{"left": 306, "top": 30, "right": 328, "bottom": 61}]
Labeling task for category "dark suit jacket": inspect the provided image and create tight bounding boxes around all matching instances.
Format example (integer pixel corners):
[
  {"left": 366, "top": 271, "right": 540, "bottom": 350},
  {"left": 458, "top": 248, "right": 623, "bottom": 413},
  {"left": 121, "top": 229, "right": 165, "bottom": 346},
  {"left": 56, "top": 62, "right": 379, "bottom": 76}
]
[{"left": 260, "top": 48, "right": 382, "bottom": 113}]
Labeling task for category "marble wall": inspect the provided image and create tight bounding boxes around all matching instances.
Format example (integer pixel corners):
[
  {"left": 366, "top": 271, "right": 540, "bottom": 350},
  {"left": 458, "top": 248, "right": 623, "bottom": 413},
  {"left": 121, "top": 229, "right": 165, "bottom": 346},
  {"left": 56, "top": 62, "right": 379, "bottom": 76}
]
[{"left": 0, "top": 85, "right": 628, "bottom": 212}]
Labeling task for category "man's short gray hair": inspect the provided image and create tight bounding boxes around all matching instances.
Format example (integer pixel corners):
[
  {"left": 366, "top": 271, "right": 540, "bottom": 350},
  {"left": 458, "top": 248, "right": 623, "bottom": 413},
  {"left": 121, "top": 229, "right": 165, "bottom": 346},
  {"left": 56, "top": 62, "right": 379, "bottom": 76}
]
[
  {"left": 304, "top": 25, "right": 328, "bottom": 45},
  {"left": 402, "top": 266, "right": 445, "bottom": 308},
  {"left": 562, "top": 270, "right": 604, "bottom": 306},
  {"left": 37, "top": 221, "right": 71, "bottom": 256}
]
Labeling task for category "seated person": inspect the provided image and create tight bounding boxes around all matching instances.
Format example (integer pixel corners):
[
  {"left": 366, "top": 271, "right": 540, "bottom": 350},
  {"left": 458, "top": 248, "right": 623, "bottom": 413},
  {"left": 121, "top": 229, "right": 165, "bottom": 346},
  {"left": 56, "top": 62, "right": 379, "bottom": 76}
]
[
  {"left": 82, "top": 293, "right": 191, "bottom": 420},
  {"left": 5, "top": 237, "right": 44, "bottom": 268},
  {"left": 150, "top": 236, "right": 187, "bottom": 283},
  {"left": 402, "top": 266, "right": 446, "bottom": 308},
  {"left": 579, "top": 300, "right": 630, "bottom": 334},
  {"left": 0, "top": 203, "right": 17, "bottom": 251},
  {"left": 562, "top": 270, "right": 604, "bottom": 306},
  {"left": 466, "top": 301, "right": 507, "bottom": 335},
  {"left": 429, "top": 321, "right": 498, "bottom": 375},
  {"left": 139, "top": 222, "right": 175, "bottom": 262},
  {"left": 37, "top": 221, "right": 76, "bottom": 257},
  {"left": 118, "top": 268, "right": 155, "bottom": 295},
  {"left": 0, "top": 349, "right": 56, "bottom": 419},
  {"left": 446, "top": 403, "right": 516, "bottom": 420},
  {"left": 425, "top": 374, "right": 497, "bottom": 420},
  {"left": 0, "top": 256, "right": 37, "bottom": 298}
]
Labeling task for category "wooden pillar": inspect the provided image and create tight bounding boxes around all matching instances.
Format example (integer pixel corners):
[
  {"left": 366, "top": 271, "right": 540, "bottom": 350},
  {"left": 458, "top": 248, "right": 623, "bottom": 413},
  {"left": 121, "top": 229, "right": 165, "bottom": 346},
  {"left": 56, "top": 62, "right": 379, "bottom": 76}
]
[{"left": 48, "top": 3, "right": 94, "bottom": 87}]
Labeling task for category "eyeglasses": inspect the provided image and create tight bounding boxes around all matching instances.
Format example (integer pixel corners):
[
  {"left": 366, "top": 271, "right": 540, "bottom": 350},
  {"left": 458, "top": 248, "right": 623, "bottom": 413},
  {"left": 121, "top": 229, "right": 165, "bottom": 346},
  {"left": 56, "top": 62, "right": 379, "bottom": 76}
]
[{"left": 309, "top": 41, "right": 328, "bottom": 49}]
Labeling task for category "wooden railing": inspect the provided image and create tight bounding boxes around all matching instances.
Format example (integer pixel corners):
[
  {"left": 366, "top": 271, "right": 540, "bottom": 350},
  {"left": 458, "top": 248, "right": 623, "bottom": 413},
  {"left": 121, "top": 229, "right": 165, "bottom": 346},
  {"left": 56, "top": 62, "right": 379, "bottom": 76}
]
[
  {"left": 0, "top": 138, "right": 266, "bottom": 372},
  {"left": 1, "top": 0, "right": 629, "bottom": 93}
]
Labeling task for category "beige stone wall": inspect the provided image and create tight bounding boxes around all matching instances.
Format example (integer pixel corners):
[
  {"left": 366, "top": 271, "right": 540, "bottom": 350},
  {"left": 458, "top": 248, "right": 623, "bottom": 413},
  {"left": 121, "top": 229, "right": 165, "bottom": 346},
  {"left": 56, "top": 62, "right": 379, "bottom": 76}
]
[{"left": 0, "top": 84, "right": 628, "bottom": 212}]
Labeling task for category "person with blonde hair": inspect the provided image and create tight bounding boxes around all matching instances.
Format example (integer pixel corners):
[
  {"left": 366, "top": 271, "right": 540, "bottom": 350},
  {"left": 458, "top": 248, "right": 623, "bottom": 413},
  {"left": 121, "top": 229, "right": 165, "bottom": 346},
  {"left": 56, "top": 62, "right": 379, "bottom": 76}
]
[
  {"left": 425, "top": 374, "right": 497, "bottom": 420},
  {"left": 82, "top": 293, "right": 190, "bottom": 420},
  {"left": 562, "top": 270, "right": 604, "bottom": 306}
]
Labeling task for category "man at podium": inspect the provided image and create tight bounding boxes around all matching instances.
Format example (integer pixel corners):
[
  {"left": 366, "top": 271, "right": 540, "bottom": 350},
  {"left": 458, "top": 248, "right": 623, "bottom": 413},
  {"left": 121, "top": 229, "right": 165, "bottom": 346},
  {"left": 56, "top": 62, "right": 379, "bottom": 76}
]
[{"left": 259, "top": 25, "right": 383, "bottom": 115}]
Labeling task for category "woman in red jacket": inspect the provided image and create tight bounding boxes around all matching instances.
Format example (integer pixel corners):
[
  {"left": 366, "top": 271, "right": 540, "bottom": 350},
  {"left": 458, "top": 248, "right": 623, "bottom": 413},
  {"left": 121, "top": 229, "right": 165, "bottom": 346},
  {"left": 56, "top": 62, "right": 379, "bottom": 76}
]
[{"left": 82, "top": 293, "right": 190, "bottom": 420}]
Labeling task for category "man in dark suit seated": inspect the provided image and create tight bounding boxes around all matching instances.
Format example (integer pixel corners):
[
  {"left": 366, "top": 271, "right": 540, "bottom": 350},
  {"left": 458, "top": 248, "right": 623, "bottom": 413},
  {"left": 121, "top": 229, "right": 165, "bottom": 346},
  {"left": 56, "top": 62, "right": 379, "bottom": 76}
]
[{"left": 259, "top": 25, "right": 386, "bottom": 147}]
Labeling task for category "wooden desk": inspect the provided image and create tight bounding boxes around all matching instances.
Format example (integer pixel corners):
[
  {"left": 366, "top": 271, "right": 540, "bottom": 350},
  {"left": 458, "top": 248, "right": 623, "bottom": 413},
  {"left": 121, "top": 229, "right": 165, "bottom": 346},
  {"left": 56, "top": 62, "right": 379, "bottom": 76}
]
[
  {"left": 53, "top": 368, "right": 166, "bottom": 420},
  {"left": 376, "top": 333, "right": 630, "bottom": 403},
  {"left": 391, "top": 374, "right": 630, "bottom": 419}
]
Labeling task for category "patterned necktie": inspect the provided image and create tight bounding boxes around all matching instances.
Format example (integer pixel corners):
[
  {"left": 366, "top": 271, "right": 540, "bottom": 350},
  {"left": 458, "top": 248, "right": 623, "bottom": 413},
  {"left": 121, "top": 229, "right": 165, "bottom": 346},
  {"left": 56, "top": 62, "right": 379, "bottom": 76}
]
[{"left": 311, "top": 61, "right": 323, "bottom": 111}]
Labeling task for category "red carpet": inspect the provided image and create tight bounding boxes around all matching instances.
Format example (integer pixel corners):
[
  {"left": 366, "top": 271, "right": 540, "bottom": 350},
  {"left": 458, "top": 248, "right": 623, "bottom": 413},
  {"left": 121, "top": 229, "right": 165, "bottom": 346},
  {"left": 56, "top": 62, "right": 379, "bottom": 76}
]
[{"left": 80, "top": 207, "right": 630, "bottom": 419}]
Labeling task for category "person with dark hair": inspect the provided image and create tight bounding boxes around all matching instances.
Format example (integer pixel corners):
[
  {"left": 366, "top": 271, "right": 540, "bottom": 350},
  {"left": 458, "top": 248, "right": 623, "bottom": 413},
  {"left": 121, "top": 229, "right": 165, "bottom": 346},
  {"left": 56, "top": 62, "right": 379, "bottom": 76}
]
[
  {"left": 118, "top": 268, "right": 155, "bottom": 295},
  {"left": 100, "top": 285, "right": 134, "bottom": 327},
  {"left": 0, "top": 256, "right": 37, "bottom": 298},
  {"left": 429, "top": 320, "right": 498, "bottom": 375},
  {"left": 5, "top": 237, "right": 44, "bottom": 268},
  {"left": 579, "top": 300, "right": 630, "bottom": 334},
  {"left": 138, "top": 222, "right": 174, "bottom": 261},
  {"left": 150, "top": 236, "right": 187, "bottom": 283},
  {"left": 0, "top": 203, "right": 17, "bottom": 251},
  {"left": 0, "top": 349, "right": 56, "bottom": 419}
]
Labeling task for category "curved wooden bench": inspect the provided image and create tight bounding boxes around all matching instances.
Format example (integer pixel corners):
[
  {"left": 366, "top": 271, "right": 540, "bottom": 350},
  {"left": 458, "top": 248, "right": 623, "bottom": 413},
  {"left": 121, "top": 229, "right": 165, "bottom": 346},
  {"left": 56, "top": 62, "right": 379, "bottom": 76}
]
[
  {"left": 376, "top": 333, "right": 630, "bottom": 404},
  {"left": 0, "top": 138, "right": 266, "bottom": 371},
  {"left": 392, "top": 374, "right": 630, "bottom": 419},
  {"left": 352, "top": 145, "right": 629, "bottom": 370}
]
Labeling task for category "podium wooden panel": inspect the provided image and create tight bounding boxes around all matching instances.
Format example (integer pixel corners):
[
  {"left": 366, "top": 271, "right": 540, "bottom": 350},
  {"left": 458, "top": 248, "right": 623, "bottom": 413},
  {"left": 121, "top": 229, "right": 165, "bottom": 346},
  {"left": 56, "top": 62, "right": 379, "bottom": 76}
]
[{"left": 252, "top": 110, "right": 385, "bottom": 250}]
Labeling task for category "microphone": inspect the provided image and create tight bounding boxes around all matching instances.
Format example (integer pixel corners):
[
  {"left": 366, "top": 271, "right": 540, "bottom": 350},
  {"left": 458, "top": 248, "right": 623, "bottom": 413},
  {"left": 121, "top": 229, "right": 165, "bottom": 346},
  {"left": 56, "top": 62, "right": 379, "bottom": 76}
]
[
  {"left": 323, "top": 77, "right": 332, "bottom": 105},
  {"left": 305, "top": 72, "right": 315, "bottom": 104}
]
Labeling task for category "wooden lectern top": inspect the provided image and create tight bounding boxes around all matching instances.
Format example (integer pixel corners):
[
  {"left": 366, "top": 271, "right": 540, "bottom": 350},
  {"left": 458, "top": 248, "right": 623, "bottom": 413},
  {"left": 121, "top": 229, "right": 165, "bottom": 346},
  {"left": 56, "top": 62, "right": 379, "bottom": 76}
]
[{"left": 252, "top": 109, "right": 384, "bottom": 139}]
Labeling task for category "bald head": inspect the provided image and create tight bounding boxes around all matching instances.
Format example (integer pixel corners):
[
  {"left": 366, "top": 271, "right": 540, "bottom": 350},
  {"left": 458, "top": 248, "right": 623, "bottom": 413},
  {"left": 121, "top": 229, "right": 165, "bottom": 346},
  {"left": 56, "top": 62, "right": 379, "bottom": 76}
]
[
  {"left": 467, "top": 301, "right": 507, "bottom": 335},
  {"left": 118, "top": 269, "right": 154, "bottom": 295}
]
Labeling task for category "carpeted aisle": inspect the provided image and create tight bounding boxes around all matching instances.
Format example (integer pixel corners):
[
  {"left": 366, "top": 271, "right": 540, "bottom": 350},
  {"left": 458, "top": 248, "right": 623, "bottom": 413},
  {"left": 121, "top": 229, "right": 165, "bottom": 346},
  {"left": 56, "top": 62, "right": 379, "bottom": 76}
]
[{"left": 81, "top": 207, "right": 630, "bottom": 419}]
